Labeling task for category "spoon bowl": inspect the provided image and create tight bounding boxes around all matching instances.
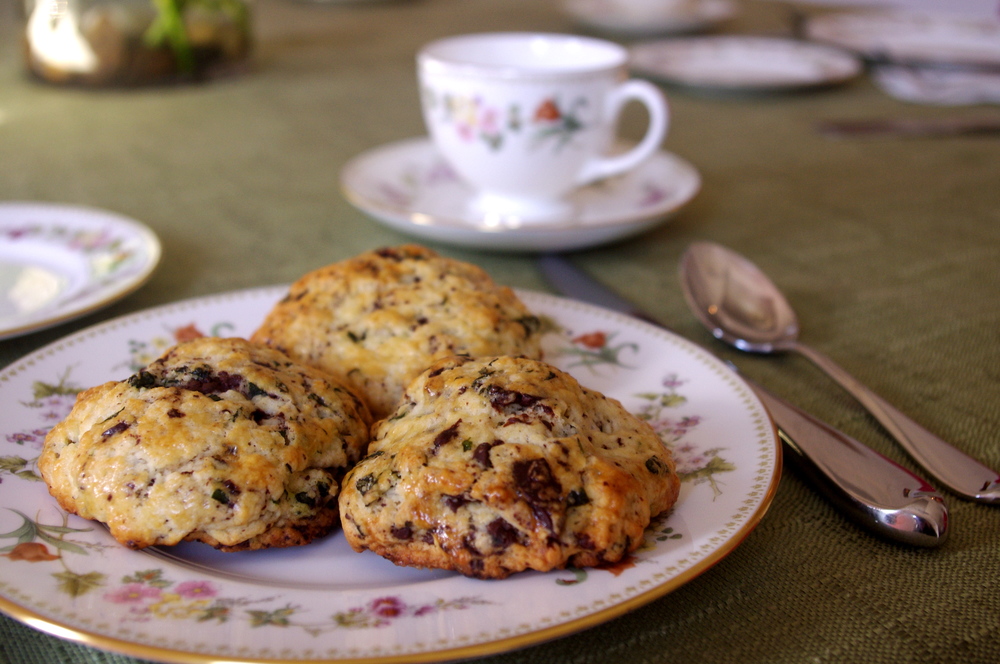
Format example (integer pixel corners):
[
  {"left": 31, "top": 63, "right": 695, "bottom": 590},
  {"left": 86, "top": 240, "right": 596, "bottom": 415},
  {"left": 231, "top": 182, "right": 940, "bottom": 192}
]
[
  {"left": 679, "top": 240, "right": 800, "bottom": 354},
  {"left": 679, "top": 240, "right": 1000, "bottom": 504}
]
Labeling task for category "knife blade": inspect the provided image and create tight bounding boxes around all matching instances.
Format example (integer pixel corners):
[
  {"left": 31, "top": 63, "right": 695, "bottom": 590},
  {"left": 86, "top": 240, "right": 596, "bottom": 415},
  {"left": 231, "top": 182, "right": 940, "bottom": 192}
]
[
  {"left": 817, "top": 117, "right": 1000, "bottom": 139},
  {"left": 537, "top": 254, "right": 949, "bottom": 547},
  {"left": 866, "top": 51, "right": 1000, "bottom": 77}
]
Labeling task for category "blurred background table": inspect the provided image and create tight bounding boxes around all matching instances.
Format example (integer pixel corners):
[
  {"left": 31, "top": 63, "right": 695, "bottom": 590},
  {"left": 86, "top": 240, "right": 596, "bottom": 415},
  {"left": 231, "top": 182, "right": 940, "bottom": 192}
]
[{"left": 1, "top": 0, "right": 999, "bottom": 662}]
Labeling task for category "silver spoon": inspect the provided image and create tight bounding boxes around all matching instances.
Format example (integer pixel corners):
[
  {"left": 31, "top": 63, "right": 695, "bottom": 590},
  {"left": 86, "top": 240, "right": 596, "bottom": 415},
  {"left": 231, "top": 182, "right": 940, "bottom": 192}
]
[
  {"left": 680, "top": 241, "right": 1000, "bottom": 504},
  {"left": 539, "top": 253, "right": 948, "bottom": 546}
]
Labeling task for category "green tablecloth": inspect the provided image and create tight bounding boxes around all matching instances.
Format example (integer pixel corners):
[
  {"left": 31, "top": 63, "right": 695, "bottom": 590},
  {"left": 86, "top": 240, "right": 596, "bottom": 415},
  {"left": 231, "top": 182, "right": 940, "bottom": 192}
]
[{"left": 1, "top": 1, "right": 999, "bottom": 662}]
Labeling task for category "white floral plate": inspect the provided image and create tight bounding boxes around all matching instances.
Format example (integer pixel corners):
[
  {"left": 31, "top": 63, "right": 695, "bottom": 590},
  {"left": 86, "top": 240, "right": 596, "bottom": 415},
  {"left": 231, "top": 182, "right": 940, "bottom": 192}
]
[
  {"left": 0, "top": 202, "right": 161, "bottom": 341},
  {"left": 0, "top": 287, "right": 780, "bottom": 664},
  {"left": 340, "top": 137, "right": 702, "bottom": 253},
  {"left": 630, "top": 36, "right": 863, "bottom": 90}
]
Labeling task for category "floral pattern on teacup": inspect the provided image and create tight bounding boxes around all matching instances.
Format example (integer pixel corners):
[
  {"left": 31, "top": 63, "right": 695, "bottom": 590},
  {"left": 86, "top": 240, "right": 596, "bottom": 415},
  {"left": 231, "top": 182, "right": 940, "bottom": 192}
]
[{"left": 424, "top": 88, "right": 590, "bottom": 153}]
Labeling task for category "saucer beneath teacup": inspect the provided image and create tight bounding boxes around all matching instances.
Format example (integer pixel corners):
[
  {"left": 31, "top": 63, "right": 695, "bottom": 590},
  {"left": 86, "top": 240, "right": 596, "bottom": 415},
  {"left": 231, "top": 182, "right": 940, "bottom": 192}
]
[{"left": 340, "top": 137, "right": 701, "bottom": 253}]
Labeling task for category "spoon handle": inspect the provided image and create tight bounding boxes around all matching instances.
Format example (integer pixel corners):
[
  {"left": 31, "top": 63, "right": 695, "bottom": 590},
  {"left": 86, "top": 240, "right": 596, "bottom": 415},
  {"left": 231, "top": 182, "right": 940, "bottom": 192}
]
[
  {"left": 794, "top": 343, "right": 1000, "bottom": 503},
  {"left": 536, "top": 253, "right": 949, "bottom": 546},
  {"left": 749, "top": 381, "right": 948, "bottom": 547}
]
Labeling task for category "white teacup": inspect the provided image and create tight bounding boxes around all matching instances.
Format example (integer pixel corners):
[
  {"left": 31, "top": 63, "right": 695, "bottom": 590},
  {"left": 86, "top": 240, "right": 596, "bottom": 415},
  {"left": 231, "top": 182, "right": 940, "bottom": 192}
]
[{"left": 418, "top": 32, "right": 670, "bottom": 223}]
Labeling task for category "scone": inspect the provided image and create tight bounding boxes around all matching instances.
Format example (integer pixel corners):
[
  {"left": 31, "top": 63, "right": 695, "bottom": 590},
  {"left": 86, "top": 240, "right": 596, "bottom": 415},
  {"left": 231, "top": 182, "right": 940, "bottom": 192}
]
[
  {"left": 250, "top": 245, "right": 542, "bottom": 419},
  {"left": 38, "top": 337, "right": 372, "bottom": 551},
  {"left": 339, "top": 355, "right": 680, "bottom": 579}
]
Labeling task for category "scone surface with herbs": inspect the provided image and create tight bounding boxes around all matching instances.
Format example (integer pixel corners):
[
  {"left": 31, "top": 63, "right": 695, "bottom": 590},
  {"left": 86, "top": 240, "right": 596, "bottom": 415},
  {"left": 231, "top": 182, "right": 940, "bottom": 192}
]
[
  {"left": 39, "top": 337, "right": 372, "bottom": 551},
  {"left": 339, "top": 355, "right": 680, "bottom": 579},
  {"left": 250, "top": 244, "right": 542, "bottom": 419}
]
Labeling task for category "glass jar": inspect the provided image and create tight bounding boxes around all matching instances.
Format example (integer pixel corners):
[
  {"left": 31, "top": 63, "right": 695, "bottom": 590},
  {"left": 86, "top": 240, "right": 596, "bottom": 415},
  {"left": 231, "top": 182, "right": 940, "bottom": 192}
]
[{"left": 23, "top": 0, "right": 252, "bottom": 86}]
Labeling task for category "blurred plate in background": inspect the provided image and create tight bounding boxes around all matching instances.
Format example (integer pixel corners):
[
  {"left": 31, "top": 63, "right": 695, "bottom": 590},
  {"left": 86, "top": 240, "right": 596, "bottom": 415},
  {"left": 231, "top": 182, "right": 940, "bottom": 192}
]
[
  {"left": 0, "top": 202, "right": 160, "bottom": 340},
  {"left": 563, "top": 0, "right": 738, "bottom": 37},
  {"left": 630, "top": 36, "right": 863, "bottom": 91},
  {"left": 804, "top": 11, "right": 1000, "bottom": 67}
]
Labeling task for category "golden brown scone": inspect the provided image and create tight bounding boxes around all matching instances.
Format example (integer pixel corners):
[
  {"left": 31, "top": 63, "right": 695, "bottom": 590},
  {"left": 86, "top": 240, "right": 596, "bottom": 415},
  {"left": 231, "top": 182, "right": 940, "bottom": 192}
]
[
  {"left": 339, "top": 355, "right": 680, "bottom": 579},
  {"left": 38, "top": 337, "right": 372, "bottom": 551},
  {"left": 250, "top": 245, "right": 542, "bottom": 419}
]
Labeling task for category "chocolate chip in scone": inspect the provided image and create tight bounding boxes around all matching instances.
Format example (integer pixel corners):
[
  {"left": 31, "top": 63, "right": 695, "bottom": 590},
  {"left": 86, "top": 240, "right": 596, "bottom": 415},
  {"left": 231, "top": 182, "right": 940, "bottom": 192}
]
[
  {"left": 39, "top": 337, "right": 372, "bottom": 552},
  {"left": 338, "top": 355, "right": 681, "bottom": 579}
]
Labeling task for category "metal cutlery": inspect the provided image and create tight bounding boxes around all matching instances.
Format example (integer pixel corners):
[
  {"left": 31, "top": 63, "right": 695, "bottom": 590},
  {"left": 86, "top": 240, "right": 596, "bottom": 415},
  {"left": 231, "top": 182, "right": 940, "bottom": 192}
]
[
  {"left": 817, "top": 116, "right": 1000, "bottom": 139},
  {"left": 537, "top": 253, "right": 949, "bottom": 547},
  {"left": 679, "top": 241, "right": 1000, "bottom": 504}
]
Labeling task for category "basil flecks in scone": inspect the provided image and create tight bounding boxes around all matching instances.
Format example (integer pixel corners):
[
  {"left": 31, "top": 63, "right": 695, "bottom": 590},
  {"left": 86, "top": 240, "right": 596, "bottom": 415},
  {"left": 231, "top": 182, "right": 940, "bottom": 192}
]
[
  {"left": 250, "top": 244, "right": 543, "bottom": 420},
  {"left": 338, "top": 355, "right": 680, "bottom": 579},
  {"left": 39, "top": 337, "right": 372, "bottom": 551}
]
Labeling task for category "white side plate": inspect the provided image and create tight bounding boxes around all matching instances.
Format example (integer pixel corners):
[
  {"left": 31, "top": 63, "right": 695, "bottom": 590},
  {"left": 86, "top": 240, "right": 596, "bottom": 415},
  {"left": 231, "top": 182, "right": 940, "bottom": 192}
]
[{"left": 0, "top": 202, "right": 161, "bottom": 340}]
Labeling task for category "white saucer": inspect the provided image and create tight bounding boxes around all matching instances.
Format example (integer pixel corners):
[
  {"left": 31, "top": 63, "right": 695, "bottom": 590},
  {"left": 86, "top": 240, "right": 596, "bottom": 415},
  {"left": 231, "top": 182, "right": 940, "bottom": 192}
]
[
  {"left": 630, "top": 36, "right": 863, "bottom": 91},
  {"left": 804, "top": 10, "right": 1000, "bottom": 67},
  {"left": 0, "top": 202, "right": 161, "bottom": 340},
  {"left": 562, "top": 0, "right": 738, "bottom": 37},
  {"left": 340, "top": 137, "right": 701, "bottom": 252}
]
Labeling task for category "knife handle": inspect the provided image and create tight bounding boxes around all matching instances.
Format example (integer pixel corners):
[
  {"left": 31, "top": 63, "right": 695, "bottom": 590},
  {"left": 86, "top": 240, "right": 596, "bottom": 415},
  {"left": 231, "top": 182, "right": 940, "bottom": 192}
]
[
  {"left": 748, "top": 380, "right": 949, "bottom": 548},
  {"left": 794, "top": 343, "right": 1000, "bottom": 503}
]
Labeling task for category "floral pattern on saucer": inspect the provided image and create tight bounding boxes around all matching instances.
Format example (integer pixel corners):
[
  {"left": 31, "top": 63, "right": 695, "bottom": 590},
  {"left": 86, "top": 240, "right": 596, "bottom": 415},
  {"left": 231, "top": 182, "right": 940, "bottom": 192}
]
[
  {"left": 2, "top": 223, "right": 136, "bottom": 287},
  {"left": 0, "top": 202, "right": 161, "bottom": 340},
  {"left": 340, "top": 137, "right": 702, "bottom": 252},
  {"left": 423, "top": 89, "right": 590, "bottom": 153}
]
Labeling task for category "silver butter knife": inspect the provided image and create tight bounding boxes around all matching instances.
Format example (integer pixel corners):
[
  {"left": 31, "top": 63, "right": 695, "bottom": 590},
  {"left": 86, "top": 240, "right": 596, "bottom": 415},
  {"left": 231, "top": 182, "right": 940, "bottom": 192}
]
[
  {"left": 817, "top": 117, "right": 1000, "bottom": 139},
  {"left": 537, "top": 254, "right": 949, "bottom": 548}
]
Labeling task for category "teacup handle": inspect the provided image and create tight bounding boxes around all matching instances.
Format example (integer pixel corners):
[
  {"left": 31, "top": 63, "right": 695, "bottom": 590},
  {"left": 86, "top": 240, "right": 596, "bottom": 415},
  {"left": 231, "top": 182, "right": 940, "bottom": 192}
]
[{"left": 575, "top": 79, "right": 670, "bottom": 186}]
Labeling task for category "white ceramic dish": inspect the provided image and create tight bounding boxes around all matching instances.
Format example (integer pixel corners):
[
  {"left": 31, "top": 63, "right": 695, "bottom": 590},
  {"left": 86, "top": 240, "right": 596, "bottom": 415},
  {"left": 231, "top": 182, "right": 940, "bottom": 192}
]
[
  {"left": 290, "top": 0, "right": 403, "bottom": 4},
  {"left": 563, "top": 0, "right": 738, "bottom": 37},
  {"left": 340, "top": 137, "right": 702, "bottom": 252},
  {"left": 0, "top": 286, "right": 779, "bottom": 664},
  {"left": 629, "top": 36, "right": 863, "bottom": 90},
  {"left": 804, "top": 10, "right": 1000, "bottom": 66},
  {"left": 0, "top": 202, "right": 161, "bottom": 340}
]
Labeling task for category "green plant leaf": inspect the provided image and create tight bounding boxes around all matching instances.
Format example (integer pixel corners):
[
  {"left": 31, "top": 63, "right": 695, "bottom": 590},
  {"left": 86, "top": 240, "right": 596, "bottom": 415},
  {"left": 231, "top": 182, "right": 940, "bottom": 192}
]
[
  {"left": 0, "top": 457, "right": 27, "bottom": 473},
  {"left": 0, "top": 510, "right": 37, "bottom": 542},
  {"left": 53, "top": 571, "right": 106, "bottom": 597},
  {"left": 35, "top": 530, "right": 88, "bottom": 556},
  {"left": 146, "top": 0, "right": 194, "bottom": 73}
]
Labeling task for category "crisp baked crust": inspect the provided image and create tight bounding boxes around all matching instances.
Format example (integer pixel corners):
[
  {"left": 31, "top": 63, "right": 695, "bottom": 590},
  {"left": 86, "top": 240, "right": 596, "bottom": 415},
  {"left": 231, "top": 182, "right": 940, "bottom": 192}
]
[
  {"left": 249, "top": 245, "right": 542, "bottom": 419},
  {"left": 339, "top": 355, "right": 680, "bottom": 579},
  {"left": 38, "top": 337, "right": 372, "bottom": 551}
]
